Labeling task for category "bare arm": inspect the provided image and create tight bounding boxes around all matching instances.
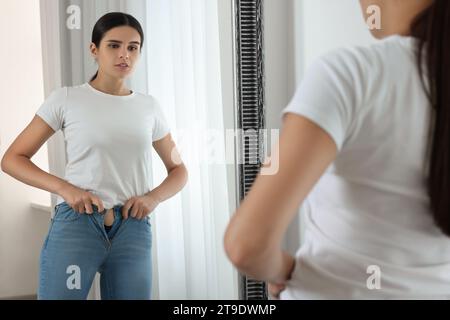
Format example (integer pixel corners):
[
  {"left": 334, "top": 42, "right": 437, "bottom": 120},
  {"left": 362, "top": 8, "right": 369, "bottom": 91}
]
[
  {"left": 224, "top": 113, "right": 337, "bottom": 283},
  {"left": 1, "top": 115, "right": 104, "bottom": 213},
  {"left": 148, "top": 133, "right": 188, "bottom": 202},
  {"left": 1, "top": 115, "right": 67, "bottom": 194}
]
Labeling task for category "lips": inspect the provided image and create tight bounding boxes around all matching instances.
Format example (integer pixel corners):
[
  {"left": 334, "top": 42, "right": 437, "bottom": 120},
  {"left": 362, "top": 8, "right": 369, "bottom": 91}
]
[{"left": 116, "top": 63, "right": 129, "bottom": 67}]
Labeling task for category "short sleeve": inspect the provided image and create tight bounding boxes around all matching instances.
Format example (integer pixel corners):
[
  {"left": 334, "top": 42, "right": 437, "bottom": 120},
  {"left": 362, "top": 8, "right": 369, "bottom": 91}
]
[
  {"left": 35, "top": 87, "right": 68, "bottom": 132},
  {"left": 281, "top": 51, "right": 358, "bottom": 151},
  {"left": 152, "top": 98, "right": 171, "bottom": 142}
]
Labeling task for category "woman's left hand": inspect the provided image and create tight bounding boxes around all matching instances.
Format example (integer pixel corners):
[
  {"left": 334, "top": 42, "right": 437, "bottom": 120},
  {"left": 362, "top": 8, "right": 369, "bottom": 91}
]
[
  {"left": 268, "top": 282, "right": 286, "bottom": 300},
  {"left": 268, "top": 254, "right": 295, "bottom": 299},
  {"left": 122, "top": 193, "right": 160, "bottom": 220}
]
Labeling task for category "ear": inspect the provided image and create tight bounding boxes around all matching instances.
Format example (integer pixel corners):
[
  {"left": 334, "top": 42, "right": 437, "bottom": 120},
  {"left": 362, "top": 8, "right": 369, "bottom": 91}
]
[{"left": 89, "top": 43, "right": 98, "bottom": 59}]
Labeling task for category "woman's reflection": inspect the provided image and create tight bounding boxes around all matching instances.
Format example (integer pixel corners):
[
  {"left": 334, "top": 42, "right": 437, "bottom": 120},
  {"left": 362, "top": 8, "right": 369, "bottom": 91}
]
[
  {"left": 224, "top": 0, "right": 450, "bottom": 300},
  {"left": 1, "top": 12, "right": 188, "bottom": 300}
]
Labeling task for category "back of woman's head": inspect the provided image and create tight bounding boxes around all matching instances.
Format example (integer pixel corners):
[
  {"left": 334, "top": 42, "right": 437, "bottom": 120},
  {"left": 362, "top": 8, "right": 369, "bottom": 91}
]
[
  {"left": 410, "top": 0, "right": 450, "bottom": 236},
  {"left": 90, "top": 12, "right": 144, "bottom": 81}
]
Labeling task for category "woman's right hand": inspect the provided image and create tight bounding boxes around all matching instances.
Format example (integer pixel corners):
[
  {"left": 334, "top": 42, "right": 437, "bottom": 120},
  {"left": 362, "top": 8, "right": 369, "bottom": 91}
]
[{"left": 58, "top": 183, "right": 105, "bottom": 214}]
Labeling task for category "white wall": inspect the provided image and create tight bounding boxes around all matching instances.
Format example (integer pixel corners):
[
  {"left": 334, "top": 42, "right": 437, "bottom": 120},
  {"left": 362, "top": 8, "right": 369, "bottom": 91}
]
[
  {"left": 265, "top": 0, "right": 376, "bottom": 126},
  {"left": 0, "top": 0, "right": 51, "bottom": 298},
  {"left": 264, "top": 0, "right": 301, "bottom": 255},
  {"left": 299, "top": 0, "right": 377, "bottom": 76},
  {"left": 264, "top": 0, "right": 294, "bottom": 131}
]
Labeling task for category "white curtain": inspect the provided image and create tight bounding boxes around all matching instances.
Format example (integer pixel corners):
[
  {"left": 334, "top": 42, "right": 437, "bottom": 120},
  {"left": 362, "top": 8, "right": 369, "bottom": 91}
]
[
  {"left": 40, "top": 0, "right": 237, "bottom": 299},
  {"left": 145, "top": 0, "right": 236, "bottom": 299}
]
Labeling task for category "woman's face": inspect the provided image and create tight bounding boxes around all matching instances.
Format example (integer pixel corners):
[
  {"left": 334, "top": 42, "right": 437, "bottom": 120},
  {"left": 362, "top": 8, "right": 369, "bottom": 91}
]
[{"left": 90, "top": 26, "right": 142, "bottom": 80}]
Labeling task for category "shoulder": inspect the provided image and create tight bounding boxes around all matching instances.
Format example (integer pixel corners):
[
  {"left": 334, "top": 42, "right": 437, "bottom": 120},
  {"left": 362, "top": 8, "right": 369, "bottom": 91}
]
[
  {"left": 134, "top": 92, "right": 163, "bottom": 111},
  {"left": 300, "top": 36, "right": 412, "bottom": 109},
  {"left": 39, "top": 87, "right": 69, "bottom": 111},
  {"left": 47, "top": 86, "right": 69, "bottom": 101},
  {"left": 313, "top": 35, "right": 414, "bottom": 83},
  {"left": 132, "top": 91, "right": 155, "bottom": 102},
  {"left": 310, "top": 45, "right": 377, "bottom": 85}
]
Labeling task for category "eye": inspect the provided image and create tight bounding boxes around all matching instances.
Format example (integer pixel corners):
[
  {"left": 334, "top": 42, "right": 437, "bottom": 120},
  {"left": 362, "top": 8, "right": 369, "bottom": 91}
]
[
  {"left": 129, "top": 46, "right": 138, "bottom": 51},
  {"left": 108, "top": 44, "right": 120, "bottom": 49}
]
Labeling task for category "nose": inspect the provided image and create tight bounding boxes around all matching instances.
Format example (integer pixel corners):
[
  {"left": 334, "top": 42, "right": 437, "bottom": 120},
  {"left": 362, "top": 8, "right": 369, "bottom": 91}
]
[{"left": 119, "top": 48, "right": 129, "bottom": 60}]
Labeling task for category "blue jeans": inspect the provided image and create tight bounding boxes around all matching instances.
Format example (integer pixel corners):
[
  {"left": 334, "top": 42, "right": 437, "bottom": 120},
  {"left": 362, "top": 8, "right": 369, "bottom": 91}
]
[{"left": 38, "top": 201, "right": 152, "bottom": 300}]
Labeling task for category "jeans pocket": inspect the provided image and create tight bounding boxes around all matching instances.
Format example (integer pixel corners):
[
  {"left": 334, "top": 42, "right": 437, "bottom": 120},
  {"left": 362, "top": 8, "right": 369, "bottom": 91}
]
[{"left": 53, "top": 202, "right": 81, "bottom": 222}]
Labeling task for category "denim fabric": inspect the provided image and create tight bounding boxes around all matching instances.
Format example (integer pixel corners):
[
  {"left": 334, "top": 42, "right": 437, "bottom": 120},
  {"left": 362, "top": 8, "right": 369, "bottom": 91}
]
[{"left": 38, "top": 201, "right": 152, "bottom": 300}]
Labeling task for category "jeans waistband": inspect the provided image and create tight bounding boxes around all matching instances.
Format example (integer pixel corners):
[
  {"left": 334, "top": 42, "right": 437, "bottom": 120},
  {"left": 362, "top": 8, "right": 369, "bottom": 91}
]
[{"left": 55, "top": 202, "right": 138, "bottom": 221}]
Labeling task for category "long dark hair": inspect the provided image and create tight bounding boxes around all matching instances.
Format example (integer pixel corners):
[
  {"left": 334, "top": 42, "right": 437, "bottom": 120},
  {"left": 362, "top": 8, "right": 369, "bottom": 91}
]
[
  {"left": 90, "top": 12, "right": 144, "bottom": 81},
  {"left": 410, "top": 0, "right": 450, "bottom": 236}
]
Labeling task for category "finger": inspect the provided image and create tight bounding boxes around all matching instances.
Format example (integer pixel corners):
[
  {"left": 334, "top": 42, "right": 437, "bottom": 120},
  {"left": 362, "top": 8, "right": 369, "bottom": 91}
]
[
  {"left": 135, "top": 208, "right": 141, "bottom": 220},
  {"left": 268, "top": 284, "right": 283, "bottom": 300},
  {"left": 76, "top": 203, "right": 85, "bottom": 214},
  {"left": 89, "top": 197, "right": 99, "bottom": 212},
  {"left": 275, "top": 284, "right": 286, "bottom": 291},
  {"left": 97, "top": 198, "right": 105, "bottom": 212},
  {"left": 142, "top": 208, "right": 148, "bottom": 220},
  {"left": 91, "top": 196, "right": 104, "bottom": 213},
  {"left": 268, "top": 290, "right": 280, "bottom": 300},
  {"left": 130, "top": 202, "right": 138, "bottom": 218},
  {"left": 135, "top": 206, "right": 143, "bottom": 219},
  {"left": 122, "top": 201, "right": 132, "bottom": 219},
  {"left": 137, "top": 208, "right": 145, "bottom": 220},
  {"left": 130, "top": 198, "right": 139, "bottom": 218},
  {"left": 84, "top": 200, "right": 94, "bottom": 214}
]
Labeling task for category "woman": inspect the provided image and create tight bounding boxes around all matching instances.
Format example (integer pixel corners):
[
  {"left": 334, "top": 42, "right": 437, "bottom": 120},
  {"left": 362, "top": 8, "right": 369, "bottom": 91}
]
[
  {"left": 1, "top": 12, "right": 188, "bottom": 300},
  {"left": 224, "top": 0, "right": 450, "bottom": 299}
]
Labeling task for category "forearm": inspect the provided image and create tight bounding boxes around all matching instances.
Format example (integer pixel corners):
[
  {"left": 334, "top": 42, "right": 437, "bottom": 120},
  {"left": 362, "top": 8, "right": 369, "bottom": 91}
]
[
  {"left": 235, "top": 249, "right": 295, "bottom": 284},
  {"left": 146, "top": 165, "right": 188, "bottom": 203},
  {"left": 1, "top": 154, "right": 68, "bottom": 196},
  {"left": 225, "top": 211, "right": 295, "bottom": 283}
]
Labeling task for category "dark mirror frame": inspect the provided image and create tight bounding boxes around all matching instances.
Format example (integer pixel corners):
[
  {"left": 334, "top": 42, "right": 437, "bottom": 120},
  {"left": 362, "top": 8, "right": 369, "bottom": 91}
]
[{"left": 232, "top": 0, "right": 268, "bottom": 300}]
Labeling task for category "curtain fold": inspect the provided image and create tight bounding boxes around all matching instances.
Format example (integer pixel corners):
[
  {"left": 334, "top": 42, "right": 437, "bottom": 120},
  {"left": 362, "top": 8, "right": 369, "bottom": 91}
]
[{"left": 146, "top": 0, "right": 235, "bottom": 299}]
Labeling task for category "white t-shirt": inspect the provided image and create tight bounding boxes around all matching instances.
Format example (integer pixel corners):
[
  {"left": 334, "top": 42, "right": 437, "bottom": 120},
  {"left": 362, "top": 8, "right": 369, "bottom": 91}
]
[
  {"left": 280, "top": 35, "right": 450, "bottom": 299},
  {"left": 36, "top": 82, "right": 170, "bottom": 210}
]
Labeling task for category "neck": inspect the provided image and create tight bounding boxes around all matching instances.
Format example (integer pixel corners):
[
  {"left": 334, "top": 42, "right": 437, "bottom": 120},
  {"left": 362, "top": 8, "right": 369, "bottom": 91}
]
[
  {"left": 383, "top": 0, "right": 433, "bottom": 38},
  {"left": 90, "top": 72, "right": 131, "bottom": 96}
]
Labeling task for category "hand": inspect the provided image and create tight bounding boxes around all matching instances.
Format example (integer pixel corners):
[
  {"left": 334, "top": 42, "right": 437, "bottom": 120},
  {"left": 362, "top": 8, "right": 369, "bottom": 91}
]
[
  {"left": 122, "top": 193, "right": 160, "bottom": 220},
  {"left": 268, "top": 282, "right": 286, "bottom": 300},
  {"left": 268, "top": 255, "right": 296, "bottom": 300},
  {"left": 58, "top": 183, "right": 105, "bottom": 214}
]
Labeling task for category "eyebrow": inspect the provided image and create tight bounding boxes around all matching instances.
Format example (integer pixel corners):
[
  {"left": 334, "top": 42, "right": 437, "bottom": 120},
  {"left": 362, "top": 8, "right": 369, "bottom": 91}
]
[{"left": 105, "top": 40, "right": 141, "bottom": 45}]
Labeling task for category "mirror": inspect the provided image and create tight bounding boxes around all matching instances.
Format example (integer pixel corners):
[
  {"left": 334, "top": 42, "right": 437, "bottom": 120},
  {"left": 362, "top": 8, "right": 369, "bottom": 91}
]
[{"left": 0, "top": 0, "right": 239, "bottom": 300}]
